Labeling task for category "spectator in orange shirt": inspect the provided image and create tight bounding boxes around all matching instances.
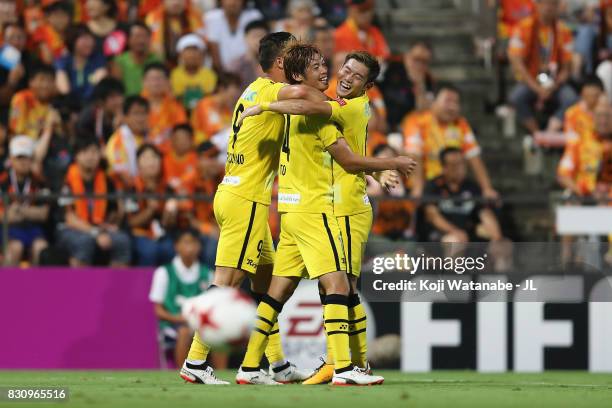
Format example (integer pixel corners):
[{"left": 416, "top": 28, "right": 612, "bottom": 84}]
[
  {"left": 105, "top": 96, "right": 149, "bottom": 189},
  {"left": 564, "top": 76, "right": 605, "bottom": 141},
  {"left": 145, "top": 0, "right": 204, "bottom": 64},
  {"left": 508, "top": 0, "right": 577, "bottom": 134},
  {"left": 0, "top": 23, "right": 32, "bottom": 124},
  {"left": 367, "top": 143, "right": 416, "bottom": 241},
  {"left": 190, "top": 72, "right": 241, "bottom": 145},
  {"left": 126, "top": 143, "right": 178, "bottom": 266},
  {"left": 141, "top": 62, "right": 188, "bottom": 150},
  {"left": 163, "top": 123, "right": 198, "bottom": 193},
  {"left": 9, "top": 64, "right": 57, "bottom": 140},
  {"left": 183, "top": 141, "right": 223, "bottom": 267},
  {"left": 403, "top": 83, "right": 498, "bottom": 200},
  {"left": 334, "top": 0, "right": 390, "bottom": 64},
  {"left": 558, "top": 97, "right": 612, "bottom": 197},
  {"left": 498, "top": 0, "right": 535, "bottom": 40},
  {"left": 32, "top": 1, "right": 72, "bottom": 65},
  {"left": 57, "top": 137, "right": 131, "bottom": 267}
]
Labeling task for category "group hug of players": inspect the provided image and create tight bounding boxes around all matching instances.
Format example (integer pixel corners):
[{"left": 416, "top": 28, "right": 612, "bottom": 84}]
[{"left": 178, "top": 31, "right": 416, "bottom": 386}]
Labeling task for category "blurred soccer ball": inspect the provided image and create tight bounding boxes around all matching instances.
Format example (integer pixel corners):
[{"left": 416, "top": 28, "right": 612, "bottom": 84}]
[{"left": 182, "top": 287, "right": 257, "bottom": 349}]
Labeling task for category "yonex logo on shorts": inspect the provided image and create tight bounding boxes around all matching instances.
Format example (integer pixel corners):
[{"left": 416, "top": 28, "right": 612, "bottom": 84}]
[
  {"left": 222, "top": 176, "right": 241, "bottom": 185},
  {"left": 278, "top": 193, "right": 301, "bottom": 204},
  {"left": 363, "top": 194, "right": 370, "bottom": 205}
]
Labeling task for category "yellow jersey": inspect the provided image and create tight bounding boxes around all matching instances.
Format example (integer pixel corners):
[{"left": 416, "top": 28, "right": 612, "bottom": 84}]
[
  {"left": 327, "top": 93, "right": 372, "bottom": 216},
  {"left": 217, "top": 77, "right": 287, "bottom": 205},
  {"left": 278, "top": 114, "right": 339, "bottom": 213}
]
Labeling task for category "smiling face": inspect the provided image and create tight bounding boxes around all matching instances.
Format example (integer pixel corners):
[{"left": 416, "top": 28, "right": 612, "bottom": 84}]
[
  {"left": 335, "top": 58, "right": 371, "bottom": 99},
  {"left": 296, "top": 53, "right": 328, "bottom": 91}
]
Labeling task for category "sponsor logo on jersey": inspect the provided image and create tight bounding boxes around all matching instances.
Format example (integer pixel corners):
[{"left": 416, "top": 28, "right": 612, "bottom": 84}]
[
  {"left": 221, "top": 176, "right": 241, "bottom": 185},
  {"left": 278, "top": 193, "right": 301, "bottom": 204}
]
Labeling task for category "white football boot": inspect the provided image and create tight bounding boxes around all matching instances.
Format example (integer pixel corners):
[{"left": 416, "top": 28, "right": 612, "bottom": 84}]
[
  {"left": 269, "top": 361, "right": 314, "bottom": 383},
  {"left": 236, "top": 368, "right": 282, "bottom": 385},
  {"left": 331, "top": 365, "right": 384, "bottom": 386},
  {"left": 180, "top": 361, "right": 229, "bottom": 385}
]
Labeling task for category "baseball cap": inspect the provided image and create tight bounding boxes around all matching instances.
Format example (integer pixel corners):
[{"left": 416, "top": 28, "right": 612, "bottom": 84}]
[
  {"left": 176, "top": 34, "right": 206, "bottom": 53},
  {"left": 347, "top": 0, "right": 375, "bottom": 10},
  {"left": 9, "top": 135, "right": 34, "bottom": 158}
]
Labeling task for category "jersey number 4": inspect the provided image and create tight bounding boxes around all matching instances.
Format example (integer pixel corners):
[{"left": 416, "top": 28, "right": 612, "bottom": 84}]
[{"left": 282, "top": 114, "right": 291, "bottom": 161}]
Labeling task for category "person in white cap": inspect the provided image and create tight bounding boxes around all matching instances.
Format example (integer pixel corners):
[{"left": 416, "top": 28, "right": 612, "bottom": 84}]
[
  {"left": 0, "top": 135, "right": 50, "bottom": 265},
  {"left": 170, "top": 33, "right": 217, "bottom": 111}
]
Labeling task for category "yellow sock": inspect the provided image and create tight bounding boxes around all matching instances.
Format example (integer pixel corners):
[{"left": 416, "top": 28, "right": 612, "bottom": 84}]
[
  {"left": 324, "top": 295, "right": 351, "bottom": 371},
  {"left": 348, "top": 295, "right": 367, "bottom": 367},
  {"left": 264, "top": 321, "right": 285, "bottom": 364},
  {"left": 186, "top": 331, "right": 211, "bottom": 361},
  {"left": 242, "top": 296, "right": 282, "bottom": 369},
  {"left": 323, "top": 310, "right": 335, "bottom": 364}
]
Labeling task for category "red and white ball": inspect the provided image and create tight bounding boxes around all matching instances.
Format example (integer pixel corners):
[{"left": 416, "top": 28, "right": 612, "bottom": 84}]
[{"left": 182, "top": 287, "right": 257, "bottom": 349}]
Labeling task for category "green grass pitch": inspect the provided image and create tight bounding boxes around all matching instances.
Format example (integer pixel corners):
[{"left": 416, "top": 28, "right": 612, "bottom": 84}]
[{"left": 1, "top": 371, "right": 612, "bottom": 408}]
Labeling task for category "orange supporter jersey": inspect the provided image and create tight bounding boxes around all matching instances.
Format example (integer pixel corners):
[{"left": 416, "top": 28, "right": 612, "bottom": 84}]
[
  {"left": 145, "top": 4, "right": 203, "bottom": 60},
  {"left": 32, "top": 23, "right": 66, "bottom": 63},
  {"left": 403, "top": 111, "right": 481, "bottom": 180},
  {"left": 325, "top": 76, "right": 387, "bottom": 120},
  {"left": 142, "top": 92, "right": 188, "bottom": 151},
  {"left": 372, "top": 199, "right": 416, "bottom": 240},
  {"left": 9, "top": 90, "right": 50, "bottom": 140},
  {"left": 334, "top": 18, "right": 390, "bottom": 59},
  {"left": 181, "top": 169, "right": 221, "bottom": 236},
  {"left": 163, "top": 150, "right": 198, "bottom": 192},
  {"left": 190, "top": 95, "right": 233, "bottom": 145},
  {"left": 558, "top": 131, "right": 605, "bottom": 196},
  {"left": 507, "top": 15, "right": 573, "bottom": 78},
  {"left": 498, "top": 0, "right": 534, "bottom": 39},
  {"left": 564, "top": 102, "right": 595, "bottom": 140}
]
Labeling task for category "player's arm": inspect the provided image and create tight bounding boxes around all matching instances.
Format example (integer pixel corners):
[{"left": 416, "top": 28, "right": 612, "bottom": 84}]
[
  {"left": 277, "top": 85, "right": 329, "bottom": 102},
  {"left": 237, "top": 99, "right": 331, "bottom": 126},
  {"left": 327, "top": 138, "right": 417, "bottom": 177},
  {"left": 154, "top": 303, "right": 187, "bottom": 324}
]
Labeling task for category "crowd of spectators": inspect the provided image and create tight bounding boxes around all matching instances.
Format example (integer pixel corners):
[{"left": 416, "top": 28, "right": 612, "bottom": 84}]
[{"left": 0, "top": 0, "right": 610, "bottom": 268}]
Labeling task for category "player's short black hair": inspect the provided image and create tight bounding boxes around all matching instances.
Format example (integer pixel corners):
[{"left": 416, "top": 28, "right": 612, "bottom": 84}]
[
  {"left": 74, "top": 136, "right": 100, "bottom": 155},
  {"left": 439, "top": 146, "right": 463, "bottom": 165},
  {"left": 172, "top": 123, "right": 194, "bottom": 137},
  {"left": 283, "top": 43, "right": 321, "bottom": 84},
  {"left": 434, "top": 82, "right": 461, "bottom": 99},
  {"left": 174, "top": 228, "right": 201, "bottom": 243},
  {"left": 65, "top": 24, "right": 94, "bottom": 54},
  {"left": 29, "top": 64, "right": 56, "bottom": 80},
  {"left": 136, "top": 143, "right": 162, "bottom": 161},
  {"left": 143, "top": 62, "right": 169, "bottom": 78},
  {"left": 258, "top": 31, "right": 296, "bottom": 72},
  {"left": 245, "top": 19, "right": 269, "bottom": 34},
  {"left": 123, "top": 95, "right": 149, "bottom": 114},
  {"left": 580, "top": 75, "right": 604, "bottom": 92},
  {"left": 129, "top": 21, "right": 151, "bottom": 36},
  {"left": 344, "top": 51, "right": 380, "bottom": 84},
  {"left": 91, "top": 77, "right": 125, "bottom": 101}
]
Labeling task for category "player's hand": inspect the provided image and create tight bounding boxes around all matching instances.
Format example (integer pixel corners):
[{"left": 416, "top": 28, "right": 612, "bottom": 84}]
[
  {"left": 394, "top": 156, "right": 417, "bottom": 177},
  {"left": 96, "top": 232, "right": 113, "bottom": 250},
  {"left": 378, "top": 170, "right": 400, "bottom": 192},
  {"left": 237, "top": 105, "right": 263, "bottom": 127}
]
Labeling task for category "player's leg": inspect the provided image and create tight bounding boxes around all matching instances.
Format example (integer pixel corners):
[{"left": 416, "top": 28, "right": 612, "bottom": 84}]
[
  {"left": 183, "top": 191, "right": 263, "bottom": 384},
  {"left": 236, "top": 275, "right": 300, "bottom": 385},
  {"left": 343, "top": 212, "right": 372, "bottom": 369}
]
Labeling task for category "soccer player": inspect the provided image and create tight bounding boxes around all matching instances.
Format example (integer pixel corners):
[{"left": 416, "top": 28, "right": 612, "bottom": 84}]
[
  {"left": 179, "top": 32, "right": 326, "bottom": 385},
  {"left": 238, "top": 50, "right": 400, "bottom": 384},
  {"left": 235, "top": 45, "right": 415, "bottom": 385}
]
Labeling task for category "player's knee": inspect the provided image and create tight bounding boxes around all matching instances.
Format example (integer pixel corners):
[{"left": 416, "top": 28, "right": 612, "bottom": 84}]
[
  {"left": 213, "top": 266, "right": 245, "bottom": 287},
  {"left": 320, "top": 272, "right": 350, "bottom": 296}
]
